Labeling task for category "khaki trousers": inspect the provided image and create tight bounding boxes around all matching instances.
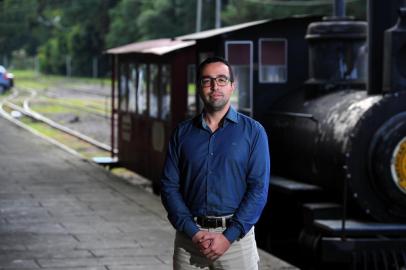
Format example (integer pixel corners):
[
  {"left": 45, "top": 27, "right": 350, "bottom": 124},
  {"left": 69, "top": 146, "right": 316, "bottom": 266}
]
[{"left": 173, "top": 227, "right": 259, "bottom": 270}]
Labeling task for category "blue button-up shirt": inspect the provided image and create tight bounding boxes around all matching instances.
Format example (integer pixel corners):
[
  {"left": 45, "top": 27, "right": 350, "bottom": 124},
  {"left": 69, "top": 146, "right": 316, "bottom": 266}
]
[{"left": 161, "top": 107, "right": 270, "bottom": 243}]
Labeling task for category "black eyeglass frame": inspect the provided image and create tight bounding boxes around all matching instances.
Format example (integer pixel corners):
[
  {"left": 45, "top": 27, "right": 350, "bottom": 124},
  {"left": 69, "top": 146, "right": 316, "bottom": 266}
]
[{"left": 200, "top": 75, "right": 232, "bottom": 88}]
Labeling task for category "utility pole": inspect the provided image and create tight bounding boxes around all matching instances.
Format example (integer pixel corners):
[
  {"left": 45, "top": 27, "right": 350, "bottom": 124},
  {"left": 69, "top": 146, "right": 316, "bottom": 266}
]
[
  {"left": 215, "top": 0, "right": 221, "bottom": 28},
  {"left": 92, "top": 57, "right": 98, "bottom": 78},
  {"left": 66, "top": 55, "right": 72, "bottom": 77},
  {"left": 196, "top": 0, "right": 202, "bottom": 32}
]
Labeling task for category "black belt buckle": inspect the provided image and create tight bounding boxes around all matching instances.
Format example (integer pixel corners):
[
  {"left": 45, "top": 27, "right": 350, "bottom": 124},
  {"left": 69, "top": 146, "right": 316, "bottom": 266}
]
[{"left": 196, "top": 216, "right": 230, "bottom": 228}]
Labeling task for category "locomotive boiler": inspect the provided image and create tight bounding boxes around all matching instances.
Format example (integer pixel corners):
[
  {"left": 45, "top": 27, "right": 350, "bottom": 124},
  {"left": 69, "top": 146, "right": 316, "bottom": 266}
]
[{"left": 260, "top": 0, "right": 406, "bottom": 268}]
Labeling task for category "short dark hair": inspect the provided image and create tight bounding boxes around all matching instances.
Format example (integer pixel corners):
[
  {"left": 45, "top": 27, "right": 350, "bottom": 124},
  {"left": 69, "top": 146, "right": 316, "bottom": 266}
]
[{"left": 197, "top": 56, "right": 234, "bottom": 85}]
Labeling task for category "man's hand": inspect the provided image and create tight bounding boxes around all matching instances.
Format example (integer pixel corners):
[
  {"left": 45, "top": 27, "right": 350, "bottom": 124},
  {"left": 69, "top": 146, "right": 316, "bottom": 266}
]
[
  {"left": 199, "top": 232, "right": 231, "bottom": 261},
  {"left": 192, "top": 231, "right": 211, "bottom": 249}
]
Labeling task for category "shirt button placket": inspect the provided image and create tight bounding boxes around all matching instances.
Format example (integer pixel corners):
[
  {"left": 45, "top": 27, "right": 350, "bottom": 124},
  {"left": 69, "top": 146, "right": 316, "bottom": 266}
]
[{"left": 207, "top": 133, "right": 215, "bottom": 212}]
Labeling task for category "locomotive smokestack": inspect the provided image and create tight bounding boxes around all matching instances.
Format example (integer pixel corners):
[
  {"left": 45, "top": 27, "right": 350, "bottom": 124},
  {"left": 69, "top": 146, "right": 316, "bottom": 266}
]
[
  {"left": 305, "top": 0, "right": 367, "bottom": 95},
  {"left": 383, "top": 5, "right": 406, "bottom": 92},
  {"left": 367, "top": 0, "right": 399, "bottom": 94}
]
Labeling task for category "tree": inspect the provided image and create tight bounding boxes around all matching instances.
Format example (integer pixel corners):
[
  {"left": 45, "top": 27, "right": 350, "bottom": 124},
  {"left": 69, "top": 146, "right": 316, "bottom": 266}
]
[
  {"left": 105, "top": 0, "right": 143, "bottom": 48},
  {"left": 136, "top": 0, "right": 197, "bottom": 40},
  {"left": 1, "top": 0, "right": 368, "bottom": 76},
  {"left": 0, "top": 0, "right": 43, "bottom": 63},
  {"left": 38, "top": 0, "right": 118, "bottom": 76},
  {"left": 222, "top": 0, "right": 366, "bottom": 26}
]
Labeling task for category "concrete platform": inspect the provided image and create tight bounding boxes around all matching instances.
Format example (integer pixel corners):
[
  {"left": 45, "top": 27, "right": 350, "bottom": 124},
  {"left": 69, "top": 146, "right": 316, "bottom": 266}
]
[{"left": 0, "top": 116, "right": 298, "bottom": 270}]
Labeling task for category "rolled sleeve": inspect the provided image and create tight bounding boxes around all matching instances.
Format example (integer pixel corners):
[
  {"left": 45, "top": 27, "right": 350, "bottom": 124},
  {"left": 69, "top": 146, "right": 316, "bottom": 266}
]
[{"left": 223, "top": 224, "right": 243, "bottom": 243}]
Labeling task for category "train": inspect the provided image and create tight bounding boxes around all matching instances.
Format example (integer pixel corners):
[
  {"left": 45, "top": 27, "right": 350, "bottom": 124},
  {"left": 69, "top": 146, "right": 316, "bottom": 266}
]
[{"left": 106, "top": 0, "right": 406, "bottom": 269}]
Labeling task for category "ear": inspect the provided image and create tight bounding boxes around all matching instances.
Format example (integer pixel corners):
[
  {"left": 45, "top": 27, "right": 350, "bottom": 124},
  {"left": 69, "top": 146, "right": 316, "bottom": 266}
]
[{"left": 230, "top": 81, "right": 236, "bottom": 93}]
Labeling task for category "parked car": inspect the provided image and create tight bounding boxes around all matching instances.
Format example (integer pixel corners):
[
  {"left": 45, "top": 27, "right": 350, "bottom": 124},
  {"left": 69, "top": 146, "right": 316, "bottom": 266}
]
[{"left": 0, "top": 65, "right": 14, "bottom": 93}]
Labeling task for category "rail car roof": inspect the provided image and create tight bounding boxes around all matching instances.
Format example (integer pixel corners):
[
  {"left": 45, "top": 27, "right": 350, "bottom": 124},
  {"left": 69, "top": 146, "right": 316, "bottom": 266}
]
[
  {"left": 106, "top": 15, "right": 318, "bottom": 55},
  {"left": 177, "top": 15, "right": 317, "bottom": 40},
  {"left": 106, "top": 38, "right": 195, "bottom": 55},
  {"left": 177, "top": 19, "right": 270, "bottom": 40}
]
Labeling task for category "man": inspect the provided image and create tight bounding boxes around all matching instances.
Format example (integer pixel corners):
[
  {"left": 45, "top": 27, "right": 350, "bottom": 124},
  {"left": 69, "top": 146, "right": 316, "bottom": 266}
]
[{"left": 161, "top": 56, "right": 270, "bottom": 270}]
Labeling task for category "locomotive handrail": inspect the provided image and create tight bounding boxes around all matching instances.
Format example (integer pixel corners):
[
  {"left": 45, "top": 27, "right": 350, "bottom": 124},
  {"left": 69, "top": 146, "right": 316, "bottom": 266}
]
[{"left": 267, "top": 111, "right": 318, "bottom": 124}]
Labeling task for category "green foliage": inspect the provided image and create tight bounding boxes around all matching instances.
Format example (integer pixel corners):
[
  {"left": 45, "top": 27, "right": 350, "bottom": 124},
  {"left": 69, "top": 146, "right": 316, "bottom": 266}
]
[
  {"left": 0, "top": 0, "right": 41, "bottom": 58},
  {"left": 105, "top": 0, "right": 143, "bottom": 48},
  {"left": 38, "top": 36, "right": 67, "bottom": 74},
  {"left": 106, "top": 0, "right": 197, "bottom": 47},
  {"left": 1, "top": 0, "right": 368, "bottom": 76},
  {"left": 222, "top": 0, "right": 366, "bottom": 25},
  {"left": 36, "top": 0, "right": 117, "bottom": 76}
]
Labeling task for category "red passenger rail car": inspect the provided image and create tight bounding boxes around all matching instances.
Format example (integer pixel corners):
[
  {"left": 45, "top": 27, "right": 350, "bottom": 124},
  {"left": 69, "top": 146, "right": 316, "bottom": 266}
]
[{"left": 107, "top": 39, "right": 196, "bottom": 192}]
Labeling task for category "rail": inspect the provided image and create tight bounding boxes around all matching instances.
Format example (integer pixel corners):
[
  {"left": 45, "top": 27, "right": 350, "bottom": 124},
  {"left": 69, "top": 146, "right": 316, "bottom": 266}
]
[{"left": 0, "top": 87, "right": 117, "bottom": 156}]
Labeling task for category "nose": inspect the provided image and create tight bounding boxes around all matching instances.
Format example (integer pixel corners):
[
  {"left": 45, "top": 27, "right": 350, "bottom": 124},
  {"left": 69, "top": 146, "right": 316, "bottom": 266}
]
[{"left": 210, "top": 78, "right": 219, "bottom": 89}]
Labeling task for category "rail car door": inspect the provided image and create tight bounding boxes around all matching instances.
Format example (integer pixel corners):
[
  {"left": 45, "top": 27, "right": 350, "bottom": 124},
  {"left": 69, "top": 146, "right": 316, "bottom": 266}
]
[{"left": 147, "top": 63, "right": 172, "bottom": 190}]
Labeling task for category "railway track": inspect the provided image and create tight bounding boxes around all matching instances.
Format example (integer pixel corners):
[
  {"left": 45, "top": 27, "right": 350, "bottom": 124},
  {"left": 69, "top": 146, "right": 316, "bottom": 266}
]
[
  {"left": 45, "top": 84, "right": 111, "bottom": 98},
  {"left": 0, "top": 87, "right": 116, "bottom": 159}
]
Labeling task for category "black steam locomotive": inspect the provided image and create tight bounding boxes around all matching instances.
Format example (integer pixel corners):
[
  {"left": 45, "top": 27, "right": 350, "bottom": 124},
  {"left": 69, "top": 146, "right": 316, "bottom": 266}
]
[{"left": 257, "top": 1, "right": 406, "bottom": 269}]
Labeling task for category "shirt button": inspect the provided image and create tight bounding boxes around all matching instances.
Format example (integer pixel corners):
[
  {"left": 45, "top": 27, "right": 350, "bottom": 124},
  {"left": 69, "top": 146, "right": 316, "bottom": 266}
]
[{"left": 210, "top": 152, "right": 213, "bottom": 156}]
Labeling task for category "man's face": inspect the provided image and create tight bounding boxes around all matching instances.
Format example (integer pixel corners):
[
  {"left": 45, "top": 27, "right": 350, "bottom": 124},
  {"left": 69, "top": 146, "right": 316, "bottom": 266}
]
[{"left": 199, "top": 62, "right": 235, "bottom": 112}]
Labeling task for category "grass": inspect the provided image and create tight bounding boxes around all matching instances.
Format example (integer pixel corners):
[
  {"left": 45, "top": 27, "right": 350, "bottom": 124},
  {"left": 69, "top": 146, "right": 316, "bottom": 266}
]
[
  {"left": 12, "top": 69, "right": 109, "bottom": 91},
  {"left": 30, "top": 101, "right": 75, "bottom": 114},
  {"left": 30, "top": 98, "right": 109, "bottom": 116},
  {"left": 13, "top": 69, "right": 111, "bottom": 116}
]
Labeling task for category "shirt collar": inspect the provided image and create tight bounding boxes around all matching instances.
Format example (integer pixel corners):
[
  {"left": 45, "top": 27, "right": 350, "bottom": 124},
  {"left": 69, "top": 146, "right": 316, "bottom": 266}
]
[
  {"left": 198, "top": 106, "right": 239, "bottom": 129},
  {"left": 225, "top": 106, "right": 239, "bottom": 123}
]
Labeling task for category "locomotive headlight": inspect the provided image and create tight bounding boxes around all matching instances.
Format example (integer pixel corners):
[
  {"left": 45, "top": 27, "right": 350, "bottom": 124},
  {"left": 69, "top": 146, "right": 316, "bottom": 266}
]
[
  {"left": 392, "top": 137, "right": 406, "bottom": 193},
  {"left": 367, "top": 107, "right": 406, "bottom": 221}
]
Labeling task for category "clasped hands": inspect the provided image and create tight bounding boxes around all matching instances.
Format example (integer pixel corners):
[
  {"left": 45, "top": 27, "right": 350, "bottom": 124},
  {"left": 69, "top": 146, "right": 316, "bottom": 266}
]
[{"left": 192, "top": 230, "right": 231, "bottom": 261}]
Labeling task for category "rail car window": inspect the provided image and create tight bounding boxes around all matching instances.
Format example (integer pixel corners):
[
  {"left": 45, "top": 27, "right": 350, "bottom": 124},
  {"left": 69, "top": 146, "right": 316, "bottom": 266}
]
[
  {"left": 119, "top": 63, "right": 128, "bottom": 112},
  {"left": 128, "top": 64, "right": 136, "bottom": 112},
  {"left": 225, "top": 41, "right": 253, "bottom": 116},
  {"left": 113, "top": 56, "right": 119, "bottom": 111},
  {"left": 259, "top": 39, "right": 287, "bottom": 83},
  {"left": 187, "top": 64, "right": 196, "bottom": 117},
  {"left": 137, "top": 64, "right": 148, "bottom": 115},
  {"left": 161, "top": 65, "right": 171, "bottom": 120},
  {"left": 149, "top": 64, "right": 159, "bottom": 118}
]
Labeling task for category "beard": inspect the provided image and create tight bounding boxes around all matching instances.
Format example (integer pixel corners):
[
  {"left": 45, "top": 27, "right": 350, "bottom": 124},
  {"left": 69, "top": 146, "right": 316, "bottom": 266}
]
[{"left": 202, "top": 95, "right": 229, "bottom": 112}]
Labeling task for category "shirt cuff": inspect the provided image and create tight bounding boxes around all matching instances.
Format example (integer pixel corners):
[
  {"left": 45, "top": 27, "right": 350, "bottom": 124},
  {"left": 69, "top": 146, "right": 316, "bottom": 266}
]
[
  {"left": 183, "top": 219, "right": 200, "bottom": 239},
  {"left": 223, "top": 224, "right": 242, "bottom": 243}
]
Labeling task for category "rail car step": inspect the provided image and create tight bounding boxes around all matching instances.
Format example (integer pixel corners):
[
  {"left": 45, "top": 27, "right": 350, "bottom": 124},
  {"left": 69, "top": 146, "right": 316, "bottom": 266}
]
[
  {"left": 271, "top": 176, "right": 323, "bottom": 195},
  {"left": 313, "top": 219, "right": 406, "bottom": 237},
  {"left": 92, "top": 156, "right": 119, "bottom": 168},
  {"left": 303, "top": 203, "right": 342, "bottom": 225}
]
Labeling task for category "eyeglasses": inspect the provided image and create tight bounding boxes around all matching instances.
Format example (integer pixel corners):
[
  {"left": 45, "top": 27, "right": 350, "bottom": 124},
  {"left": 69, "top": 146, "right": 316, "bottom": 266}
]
[{"left": 200, "top": 75, "right": 231, "bottom": 87}]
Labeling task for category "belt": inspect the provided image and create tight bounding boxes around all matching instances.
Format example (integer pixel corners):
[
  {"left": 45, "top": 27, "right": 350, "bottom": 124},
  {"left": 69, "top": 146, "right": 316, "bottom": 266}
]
[{"left": 195, "top": 216, "right": 231, "bottom": 228}]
